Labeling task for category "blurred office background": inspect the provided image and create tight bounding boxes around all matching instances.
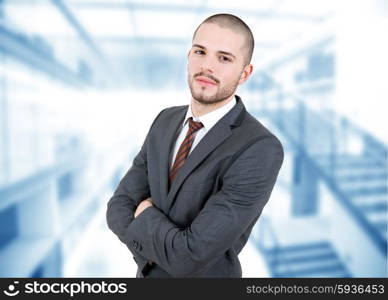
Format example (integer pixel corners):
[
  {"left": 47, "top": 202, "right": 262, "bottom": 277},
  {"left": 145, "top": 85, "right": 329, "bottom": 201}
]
[{"left": 0, "top": 0, "right": 387, "bottom": 277}]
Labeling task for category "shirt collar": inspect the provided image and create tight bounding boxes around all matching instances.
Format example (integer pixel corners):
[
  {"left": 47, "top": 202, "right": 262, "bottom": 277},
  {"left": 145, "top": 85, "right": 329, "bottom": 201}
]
[{"left": 183, "top": 96, "right": 237, "bottom": 131}]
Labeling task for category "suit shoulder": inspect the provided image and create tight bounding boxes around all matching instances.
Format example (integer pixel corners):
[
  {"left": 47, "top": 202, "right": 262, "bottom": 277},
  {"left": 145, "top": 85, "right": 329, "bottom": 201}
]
[
  {"left": 240, "top": 111, "right": 284, "bottom": 150},
  {"left": 159, "top": 105, "right": 188, "bottom": 118},
  {"left": 149, "top": 105, "right": 187, "bottom": 127}
]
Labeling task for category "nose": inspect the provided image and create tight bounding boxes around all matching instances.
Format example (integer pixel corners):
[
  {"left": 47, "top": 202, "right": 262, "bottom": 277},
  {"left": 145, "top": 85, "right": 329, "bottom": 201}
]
[{"left": 200, "top": 55, "right": 216, "bottom": 73}]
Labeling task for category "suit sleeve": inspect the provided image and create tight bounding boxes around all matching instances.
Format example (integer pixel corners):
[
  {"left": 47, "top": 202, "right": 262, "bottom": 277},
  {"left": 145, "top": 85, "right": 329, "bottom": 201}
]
[
  {"left": 126, "top": 136, "right": 284, "bottom": 277},
  {"left": 106, "top": 109, "right": 165, "bottom": 249}
]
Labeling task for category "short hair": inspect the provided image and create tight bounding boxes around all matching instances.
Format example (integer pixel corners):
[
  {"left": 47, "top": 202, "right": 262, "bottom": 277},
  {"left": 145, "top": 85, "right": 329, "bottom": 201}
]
[{"left": 192, "top": 13, "right": 255, "bottom": 65}]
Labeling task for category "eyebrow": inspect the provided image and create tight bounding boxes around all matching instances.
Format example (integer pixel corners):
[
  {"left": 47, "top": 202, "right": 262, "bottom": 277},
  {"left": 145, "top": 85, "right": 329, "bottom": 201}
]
[{"left": 192, "top": 44, "right": 236, "bottom": 60}]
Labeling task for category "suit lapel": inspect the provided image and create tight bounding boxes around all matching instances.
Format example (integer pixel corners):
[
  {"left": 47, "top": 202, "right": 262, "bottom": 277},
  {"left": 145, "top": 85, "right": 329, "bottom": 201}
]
[
  {"left": 158, "top": 106, "right": 187, "bottom": 213},
  {"left": 165, "top": 96, "right": 246, "bottom": 212}
]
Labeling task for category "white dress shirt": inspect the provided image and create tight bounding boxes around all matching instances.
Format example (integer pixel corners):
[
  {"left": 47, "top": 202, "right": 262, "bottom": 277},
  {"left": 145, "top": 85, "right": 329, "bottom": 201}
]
[{"left": 170, "top": 96, "right": 237, "bottom": 169}]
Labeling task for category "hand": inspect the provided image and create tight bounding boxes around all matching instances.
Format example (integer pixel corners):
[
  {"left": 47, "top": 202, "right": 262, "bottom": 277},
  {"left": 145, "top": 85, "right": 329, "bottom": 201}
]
[{"left": 134, "top": 197, "right": 153, "bottom": 218}]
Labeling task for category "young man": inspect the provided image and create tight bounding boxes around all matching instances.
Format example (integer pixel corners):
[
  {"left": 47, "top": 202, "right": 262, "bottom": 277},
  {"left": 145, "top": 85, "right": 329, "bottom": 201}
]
[{"left": 106, "top": 13, "right": 284, "bottom": 278}]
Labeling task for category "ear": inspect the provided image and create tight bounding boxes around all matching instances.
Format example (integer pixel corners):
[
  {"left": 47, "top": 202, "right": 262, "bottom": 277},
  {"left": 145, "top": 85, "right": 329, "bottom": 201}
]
[{"left": 238, "top": 64, "right": 253, "bottom": 85}]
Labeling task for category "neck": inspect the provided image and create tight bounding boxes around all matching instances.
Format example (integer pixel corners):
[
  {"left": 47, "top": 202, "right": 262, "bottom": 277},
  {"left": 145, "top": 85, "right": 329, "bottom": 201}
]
[{"left": 191, "top": 94, "right": 235, "bottom": 118}]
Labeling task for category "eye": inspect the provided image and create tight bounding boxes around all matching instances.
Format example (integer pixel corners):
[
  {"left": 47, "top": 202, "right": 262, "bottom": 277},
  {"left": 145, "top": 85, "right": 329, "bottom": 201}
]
[
  {"left": 220, "top": 56, "right": 231, "bottom": 62},
  {"left": 194, "top": 50, "right": 205, "bottom": 55}
]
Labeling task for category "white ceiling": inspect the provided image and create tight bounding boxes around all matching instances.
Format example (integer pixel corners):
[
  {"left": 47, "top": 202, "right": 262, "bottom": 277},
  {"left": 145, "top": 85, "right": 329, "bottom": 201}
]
[{"left": 3, "top": 0, "right": 335, "bottom": 62}]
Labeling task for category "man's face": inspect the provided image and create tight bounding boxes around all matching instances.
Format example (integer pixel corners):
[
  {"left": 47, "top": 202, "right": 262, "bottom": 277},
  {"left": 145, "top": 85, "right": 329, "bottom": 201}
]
[{"left": 187, "top": 22, "right": 251, "bottom": 105}]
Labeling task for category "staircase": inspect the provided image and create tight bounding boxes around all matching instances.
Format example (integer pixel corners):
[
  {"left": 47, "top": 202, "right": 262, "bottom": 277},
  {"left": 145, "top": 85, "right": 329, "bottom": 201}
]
[
  {"left": 251, "top": 100, "right": 387, "bottom": 276},
  {"left": 315, "top": 154, "right": 387, "bottom": 241},
  {"left": 264, "top": 241, "right": 350, "bottom": 277},
  {"left": 258, "top": 104, "right": 387, "bottom": 255}
]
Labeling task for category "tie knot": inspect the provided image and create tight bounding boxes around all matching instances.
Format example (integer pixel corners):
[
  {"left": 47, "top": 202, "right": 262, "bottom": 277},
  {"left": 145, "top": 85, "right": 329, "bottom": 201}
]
[{"left": 188, "top": 117, "right": 204, "bottom": 132}]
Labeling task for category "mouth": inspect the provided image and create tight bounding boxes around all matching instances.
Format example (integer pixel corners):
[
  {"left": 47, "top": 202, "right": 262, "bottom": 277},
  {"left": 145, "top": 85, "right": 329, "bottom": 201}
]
[{"left": 195, "top": 76, "right": 218, "bottom": 86}]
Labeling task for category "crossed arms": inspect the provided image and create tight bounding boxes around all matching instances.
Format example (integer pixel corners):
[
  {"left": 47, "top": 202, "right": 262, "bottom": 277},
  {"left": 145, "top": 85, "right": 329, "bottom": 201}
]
[{"left": 106, "top": 131, "right": 283, "bottom": 277}]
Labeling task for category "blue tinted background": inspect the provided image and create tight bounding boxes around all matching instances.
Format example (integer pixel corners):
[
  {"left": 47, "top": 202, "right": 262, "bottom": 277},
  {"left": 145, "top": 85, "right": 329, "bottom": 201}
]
[{"left": 0, "top": 0, "right": 387, "bottom": 277}]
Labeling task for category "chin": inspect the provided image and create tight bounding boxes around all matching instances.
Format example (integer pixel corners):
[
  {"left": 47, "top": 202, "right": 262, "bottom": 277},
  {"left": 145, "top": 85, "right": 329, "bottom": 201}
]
[
  {"left": 194, "top": 98, "right": 212, "bottom": 105},
  {"left": 193, "top": 95, "right": 226, "bottom": 105}
]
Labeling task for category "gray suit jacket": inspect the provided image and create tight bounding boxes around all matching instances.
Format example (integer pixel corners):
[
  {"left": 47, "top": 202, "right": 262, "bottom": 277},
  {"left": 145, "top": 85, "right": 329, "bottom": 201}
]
[{"left": 106, "top": 95, "right": 284, "bottom": 277}]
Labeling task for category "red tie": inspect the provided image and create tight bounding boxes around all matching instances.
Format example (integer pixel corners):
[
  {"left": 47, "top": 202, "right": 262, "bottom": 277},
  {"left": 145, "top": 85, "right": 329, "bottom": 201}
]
[{"left": 169, "top": 117, "right": 204, "bottom": 182}]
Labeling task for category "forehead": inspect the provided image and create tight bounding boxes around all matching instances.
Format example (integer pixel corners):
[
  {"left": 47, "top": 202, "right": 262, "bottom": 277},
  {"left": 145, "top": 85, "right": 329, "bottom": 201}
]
[{"left": 192, "top": 23, "right": 245, "bottom": 57}]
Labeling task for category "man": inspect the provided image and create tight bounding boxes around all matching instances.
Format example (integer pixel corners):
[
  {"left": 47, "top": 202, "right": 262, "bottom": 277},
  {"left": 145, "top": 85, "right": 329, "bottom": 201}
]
[{"left": 106, "top": 13, "right": 284, "bottom": 278}]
